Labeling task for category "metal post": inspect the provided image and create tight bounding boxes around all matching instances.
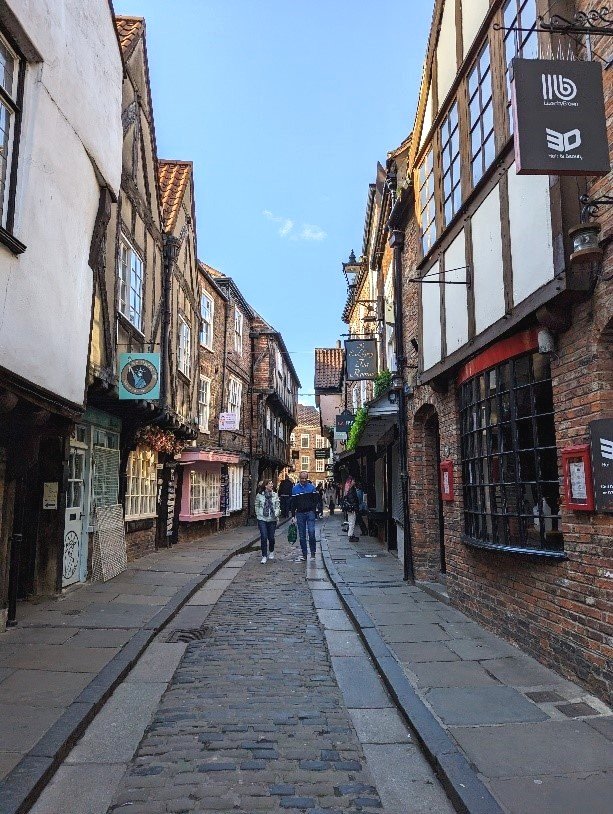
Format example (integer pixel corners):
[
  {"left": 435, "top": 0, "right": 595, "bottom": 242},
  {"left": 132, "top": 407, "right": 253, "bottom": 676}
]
[{"left": 390, "top": 228, "right": 415, "bottom": 582}]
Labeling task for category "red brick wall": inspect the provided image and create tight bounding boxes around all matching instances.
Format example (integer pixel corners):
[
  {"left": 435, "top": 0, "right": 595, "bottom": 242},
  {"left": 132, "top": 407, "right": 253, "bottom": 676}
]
[{"left": 125, "top": 522, "right": 156, "bottom": 561}]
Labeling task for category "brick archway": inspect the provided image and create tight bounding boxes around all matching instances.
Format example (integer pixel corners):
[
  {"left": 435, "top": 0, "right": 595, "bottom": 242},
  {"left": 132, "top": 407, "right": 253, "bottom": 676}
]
[{"left": 410, "top": 404, "right": 445, "bottom": 581}]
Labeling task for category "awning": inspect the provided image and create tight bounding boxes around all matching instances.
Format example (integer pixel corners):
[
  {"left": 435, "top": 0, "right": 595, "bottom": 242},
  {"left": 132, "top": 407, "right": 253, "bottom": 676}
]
[
  {"left": 180, "top": 449, "right": 242, "bottom": 465},
  {"left": 357, "top": 393, "right": 398, "bottom": 447}
]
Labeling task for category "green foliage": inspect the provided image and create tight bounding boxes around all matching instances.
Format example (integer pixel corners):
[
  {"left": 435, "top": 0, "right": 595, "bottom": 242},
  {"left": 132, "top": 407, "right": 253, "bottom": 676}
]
[
  {"left": 374, "top": 369, "right": 392, "bottom": 399},
  {"left": 346, "top": 406, "right": 368, "bottom": 451}
]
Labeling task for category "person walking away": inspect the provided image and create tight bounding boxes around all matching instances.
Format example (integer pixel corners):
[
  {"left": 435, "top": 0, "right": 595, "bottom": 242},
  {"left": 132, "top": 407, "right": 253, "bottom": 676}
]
[
  {"left": 316, "top": 483, "right": 324, "bottom": 518},
  {"left": 290, "top": 471, "right": 319, "bottom": 561},
  {"left": 342, "top": 476, "right": 361, "bottom": 542},
  {"left": 255, "top": 480, "right": 280, "bottom": 563},
  {"left": 278, "top": 474, "right": 293, "bottom": 518},
  {"left": 354, "top": 479, "right": 369, "bottom": 536},
  {"left": 324, "top": 483, "right": 336, "bottom": 515}
]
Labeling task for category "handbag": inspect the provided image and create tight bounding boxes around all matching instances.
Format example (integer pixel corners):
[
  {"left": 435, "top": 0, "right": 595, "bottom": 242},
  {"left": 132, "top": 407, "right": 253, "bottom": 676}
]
[{"left": 287, "top": 523, "right": 297, "bottom": 544}]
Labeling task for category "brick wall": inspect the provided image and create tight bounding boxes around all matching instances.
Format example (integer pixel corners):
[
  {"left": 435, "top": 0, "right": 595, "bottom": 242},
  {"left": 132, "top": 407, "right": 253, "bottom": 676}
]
[
  {"left": 196, "top": 271, "right": 227, "bottom": 446},
  {"left": 125, "top": 522, "right": 156, "bottom": 561}
]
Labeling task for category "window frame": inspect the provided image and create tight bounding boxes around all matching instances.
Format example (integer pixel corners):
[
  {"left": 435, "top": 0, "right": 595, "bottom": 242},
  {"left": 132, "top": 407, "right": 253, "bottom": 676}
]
[
  {"left": 460, "top": 352, "right": 563, "bottom": 556},
  {"left": 417, "top": 147, "right": 436, "bottom": 255},
  {"left": 178, "top": 314, "right": 191, "bottom": 378},
  {"left": 440, "top": 100, "right": 461, "bottom": 227},
  {"left": 198, "top": 375, "right": 211, "bottom": 432},
  {"left": 228, "top": 376, "right": 242, "bottom": 425},
  {"left": 234, "top": 306, "right": 243, "bottom": 354},
  {"left": 301, "top": 455, "right": 310, "bottom": 471},
  {"left": 125, "top": 447, "right": 157, "bottom": 520},
  {"left": 189, "top": 469, "right": 220, "bottom": 515},
  {"left": 300, "top": 433, "right": 310, "bottom": 448},
  {"left": 502, "top": 0, "right": 538, "bottom": 134},
  {"left": 467, "top": 43, "right": 495, "bottom": 188},
  {"left": 0, "top": 30, "right": 25, "bottom": 248},
  {"left": 118, "top": 234, "right": 144, "bottom": 333},
  {"left": 200, "top": 291, "right": 214, "bottom": 349}
]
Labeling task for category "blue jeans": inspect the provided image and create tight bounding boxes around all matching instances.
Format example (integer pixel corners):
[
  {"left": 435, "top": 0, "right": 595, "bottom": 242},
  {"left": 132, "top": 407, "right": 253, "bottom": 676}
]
[
  {"left": 296, "top": 510, "right": 316, "bottom": 557},
  {"left": 257, "top": 520, "right": 276, "bottom": 556}
]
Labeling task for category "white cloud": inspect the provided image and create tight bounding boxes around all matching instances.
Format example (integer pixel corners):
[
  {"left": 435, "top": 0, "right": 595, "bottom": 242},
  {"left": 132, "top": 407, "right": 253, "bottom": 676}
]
[
  {"left": 299, "top": 224, "right": 327, "bottom": 242},
  {"left": 262, "top": 210, "right": 326, "bottom": 242}
]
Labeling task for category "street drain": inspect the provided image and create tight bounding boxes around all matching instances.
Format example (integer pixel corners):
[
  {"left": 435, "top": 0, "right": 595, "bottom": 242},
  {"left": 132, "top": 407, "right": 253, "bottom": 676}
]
[{"left": 166, "top": 626, "right": 210, "bottom": 643}]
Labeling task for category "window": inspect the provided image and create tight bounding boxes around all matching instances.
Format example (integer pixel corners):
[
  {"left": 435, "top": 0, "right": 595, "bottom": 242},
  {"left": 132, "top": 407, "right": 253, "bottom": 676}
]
[
  {"left": 118, "top": 236, "right": 144, "bottom": 331},
  {"left": 468, "top": 45, "right": 495, "bottom": 186},
  {"left": 200, "top": 292, "right": 214, "bottom": 348},
  {"left": 178, "top": 315, "right": 191, "bottom": 377},
  {"left": 234, "top": 307, "right": 243, "bottom": 354},
  {"left": 301, "top": 455, "right": 310, "bottom": 471},
  {"left": 352, "top": 386, "right": 359, "bottom": 412},
  {"left": 503, "top": 0, "right": 537, "bottom": 132},
  {"left": 316, "top": 459, "right": 325, "bottom": 473},
  {"left": 266, "top": 408, "right": 272, "bottom": 431},
  {"left": 198, "top": 376, "right": 211, "bottom": 432},
  {"left": 417, "top": 148, "right": 436, "bottom": 254},
  {"left": 125, "top": 447, "right": 157, "bottom": 519},
  {"left": 360, "top": 379, "right": 367, "bottom": 404},
  {"left": 315, "top": 435, "right": 328, "bottom": 449},
  {"left": 300, "top": 434, "right": 310, "bottom": 448},
  {"left": 460, "top": 353, "right": 562, "bottom": 554},
  {"left": 0, "top": 34, "right": 19, "bottom": 230},
  {"left": 228, "top": 465, "right": 243, "bottom": 511},
  {"left": 228, "top": 376, "right": 242, "bottom": 424},
  {"left": 189, "top": 469, "right": 220, "bottom": 515},
  {"left": 440, "top": 101, "right": 461, "bottom": 226},
  {"left": 290, "top": 433, "right": 296, "bottom": 445}
]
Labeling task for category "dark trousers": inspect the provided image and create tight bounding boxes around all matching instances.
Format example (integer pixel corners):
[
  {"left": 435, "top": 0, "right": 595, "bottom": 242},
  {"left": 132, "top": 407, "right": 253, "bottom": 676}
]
[
  {"left": 296, "top": 510, "right": 316, "bottom": 557},
  {"left": 279, "top": 495, "right": 290, "bottom": 518},
  {"left": 257, "top": 520, "right": 276, "bottom": 556},
  {"left": 356, "top": 510, "right": 368, "bottom": 536}
]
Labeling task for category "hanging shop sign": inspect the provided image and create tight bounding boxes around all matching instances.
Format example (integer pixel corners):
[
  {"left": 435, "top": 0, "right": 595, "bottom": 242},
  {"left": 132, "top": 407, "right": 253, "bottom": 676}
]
[
  {"left": 314, "top": 448, "right": 329, "bottom": 460},
  {"left": 511, "top": 58, "right": 609, "bottom": 176},
  {"left": 118, "top": 353, "right": 160, "bottom": 400},
  {"left": 345, "top": 339, "right": 378, "bottom": 381},
  {"left": 219, "top": 411, "right": 239, "bottom": 431},
  {"left": 335, "top": 409, "right": 355, "bottom": 434},
  {"left": 589, "top": 418, "right": 613, "bottom": 513}
]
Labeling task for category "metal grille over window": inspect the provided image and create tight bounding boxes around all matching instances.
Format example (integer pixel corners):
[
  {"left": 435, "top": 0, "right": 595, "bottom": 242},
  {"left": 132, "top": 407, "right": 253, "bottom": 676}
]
[
  {"left": 503, "top": 0, "right": 537, "bottom": 133},
  {"left": 440, "top": 101, "right": 461, "bottom": 226},
  {"left": 468, "top": 44, "right": 495, "bottom": 186},
  {"left": 417, "top": 148, "right": 436, "bottom": 254},
  {"left": 460, "top": 353, "right": 562, "bottom": 554}
]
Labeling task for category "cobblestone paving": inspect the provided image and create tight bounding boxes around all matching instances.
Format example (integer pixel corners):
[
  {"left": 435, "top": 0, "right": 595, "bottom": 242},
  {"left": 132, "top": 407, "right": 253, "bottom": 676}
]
[{"left": 107, "top": 554, "right": 385, "bottom": 813}]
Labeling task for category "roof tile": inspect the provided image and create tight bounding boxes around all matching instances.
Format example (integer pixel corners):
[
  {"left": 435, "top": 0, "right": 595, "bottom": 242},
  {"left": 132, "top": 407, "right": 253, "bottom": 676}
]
[
  {"left": 158, "top": 160, "right": 192, "bottom": 232},
  {"left": 115, "top": 16, "right": 144, "bottom": 55},
  {"left": 314, "top": 347, "right": 344, "bottom": 390},
  {"left": 297, "top": 404, "right": 320, "bottom": 427}
]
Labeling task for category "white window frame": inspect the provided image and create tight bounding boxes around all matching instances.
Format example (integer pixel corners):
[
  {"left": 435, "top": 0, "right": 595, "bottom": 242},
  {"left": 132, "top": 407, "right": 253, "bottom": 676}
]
[
  {"left": 300, "top": 433, "right": 310, "bottom": 448},
  {"left": 228, "top": 465, "right": 243, "bottom": 512},
  {"left": 178, "top": 315, "right": 191, "bottom": 377},
  {"left": 125, "top": 447, "right": 157, "bottom": 520},
  {"left": 301, "top": 455, "right": 310, "bottom": 471},
  {"left": 228, "top": 376, "right": 242, "bottom": 425},
  {"left": 198, "top": 375, "right": 211, "bottom": 432},
  {"left": 234, "top": 307, "right": 243, "bottom": 354},
  {"left": 0, "top": 33, "right": 19, "bottom": 229},
  {"left": 315, "top": 459, "right": 325, "bottom": 473},
  {"left": 118, "top": 235, "right": 144, "bottom": 332},
  {"left": 266, "top": 407, "right": 272, "bottom": 431},
  {"left": 352, "top": 386, "right": 359, "bottom": 411},
  {"left": 189, "top": 469, "right": 220, "bottom": 515},
  {"left": 200, "top": 292, "right": 214, "bottom": 349},
  {"left": 315, "top": 435, "right": 328, "bottom": 449}
]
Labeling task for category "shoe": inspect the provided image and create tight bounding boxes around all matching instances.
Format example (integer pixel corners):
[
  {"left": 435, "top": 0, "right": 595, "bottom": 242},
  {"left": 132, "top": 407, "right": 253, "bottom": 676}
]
[
  {"left": 260, "top": 556, "right": 267, "bottom": 564},
  {"left": 268, "top": 551, "right": 275, "bottom": 560},
  {"left": 310, "top": 552, "right": 316, "bottom": 559},
  {"left": 295, "top": 555, "right": 305, "bottom": 562},
  {"left": 349, "top": 536, "right": 360, "bottom": 542}
]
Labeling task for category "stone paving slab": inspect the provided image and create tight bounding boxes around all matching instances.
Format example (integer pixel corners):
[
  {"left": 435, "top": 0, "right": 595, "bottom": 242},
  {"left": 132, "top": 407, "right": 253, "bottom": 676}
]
[{"left": 320, "top": 515, "right": 613, "bottom": 814}]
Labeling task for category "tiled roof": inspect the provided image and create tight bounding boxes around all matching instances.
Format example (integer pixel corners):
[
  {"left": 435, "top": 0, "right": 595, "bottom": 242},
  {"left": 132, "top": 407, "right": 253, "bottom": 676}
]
[
  {"left": 199, "top": 261, "right": 223, "bottom": 279},
  {"left": 297, "top": 404, "right": 320, "bottom": 427},
  {"left": 314, "top": 347, "right": 344, "bottom": 390},
  {"left": 115, "top": 16, "right": 144, "bottom": 55},
  {"left": 158, "top": 160, "right": 192, "bottom": 232}
]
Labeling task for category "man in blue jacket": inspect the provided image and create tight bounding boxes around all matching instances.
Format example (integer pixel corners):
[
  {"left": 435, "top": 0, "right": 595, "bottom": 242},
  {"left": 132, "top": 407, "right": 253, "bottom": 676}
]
[{"left": 290, "top": 471, "right": 318, "bottom": 561}]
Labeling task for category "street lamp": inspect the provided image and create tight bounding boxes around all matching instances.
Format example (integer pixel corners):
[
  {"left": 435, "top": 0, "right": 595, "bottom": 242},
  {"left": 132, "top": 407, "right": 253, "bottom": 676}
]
[{"left": 342, "top": 250, "right": 363, "bottom": 294}]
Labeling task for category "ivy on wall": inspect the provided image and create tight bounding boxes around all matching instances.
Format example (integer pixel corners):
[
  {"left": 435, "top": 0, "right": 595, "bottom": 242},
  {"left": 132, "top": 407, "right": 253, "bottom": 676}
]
[{"left": 346, "top": 406, "right": 368, "bottom": 451}]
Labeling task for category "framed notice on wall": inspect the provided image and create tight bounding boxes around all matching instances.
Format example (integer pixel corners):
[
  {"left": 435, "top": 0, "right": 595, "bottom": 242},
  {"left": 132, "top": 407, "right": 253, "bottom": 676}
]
[{"left": 561, "top": 445, "right": 595, "bottom": 512}]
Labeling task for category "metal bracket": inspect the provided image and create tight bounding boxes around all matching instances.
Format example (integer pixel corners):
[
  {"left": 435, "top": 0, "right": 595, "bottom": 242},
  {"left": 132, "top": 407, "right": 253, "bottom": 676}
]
[
  {"left": 580, "top": 193, "right": 613, "bottom": 222},
  {"left": 409, "top": 265, "right": 471, "bottom": 285},
  {"left": 494, "top": 7, "right": 613, "bottom": 37}
]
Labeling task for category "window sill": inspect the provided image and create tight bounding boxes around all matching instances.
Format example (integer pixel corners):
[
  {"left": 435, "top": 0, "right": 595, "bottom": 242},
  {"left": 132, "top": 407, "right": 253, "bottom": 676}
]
[
  {"left": 178, "top": 370, "right": 191, "bottom": 384},
  {"left": 462, "top": 534, "right": 566, "bottom": 560},
  {"left": 0, "top": 226, "right": 26, "bottom": 255},
  {"left": 199, "top": 342, "right": 214, "bottom": 353},
  {"left": 117, "top": 311, "right": 145, "bottom": 340},
  {"left": 180, "top": 511, "right": 223, "bottom": 522}
]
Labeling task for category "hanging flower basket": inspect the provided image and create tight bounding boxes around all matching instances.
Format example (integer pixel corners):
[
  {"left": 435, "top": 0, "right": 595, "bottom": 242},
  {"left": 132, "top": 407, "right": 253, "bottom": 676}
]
[{"left": 135, "top": 425, "right": 187, "bottom": 456}]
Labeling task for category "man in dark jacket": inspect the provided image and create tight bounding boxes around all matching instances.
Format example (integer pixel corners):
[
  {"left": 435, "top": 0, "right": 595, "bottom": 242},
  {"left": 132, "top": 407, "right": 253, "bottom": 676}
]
[
  {"left": 278, "top": 474, "right": 293, "bottom": 518},
  {"left": 290, "top": 471, "right": 318, "bottom": 561}
]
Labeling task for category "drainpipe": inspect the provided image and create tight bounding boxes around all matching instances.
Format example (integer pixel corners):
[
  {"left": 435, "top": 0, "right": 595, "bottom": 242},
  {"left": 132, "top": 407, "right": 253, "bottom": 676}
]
[
  {"left": 161, "top": 235, "right": 180, "bottom": 410},
  {"left": 390, "top": 226, "right": 415, "bottom": 582}
]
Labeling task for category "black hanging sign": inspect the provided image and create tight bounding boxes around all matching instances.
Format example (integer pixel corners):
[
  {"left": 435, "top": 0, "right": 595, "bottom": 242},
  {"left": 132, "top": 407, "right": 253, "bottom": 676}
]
[
  {"left": 335, "top": 409, "right": 355, "bottom": 433},
  {"left": 314, "top": 448, "right": 329, "bottom": 460},
  {"left": 511, "top": 58, "right": 610, "bottom": 176},
  {"left": 345, "top": 339, "right": 378, "bottom": 381},
  {"left": 589, "top": 418, "right": 613, "bottom": 513}
]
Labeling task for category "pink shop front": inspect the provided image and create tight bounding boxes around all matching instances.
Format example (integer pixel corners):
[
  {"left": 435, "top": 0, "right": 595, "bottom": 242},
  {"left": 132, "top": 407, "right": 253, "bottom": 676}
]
[{"left": 177, "top": 449, "right": 247, "bottom": 541}]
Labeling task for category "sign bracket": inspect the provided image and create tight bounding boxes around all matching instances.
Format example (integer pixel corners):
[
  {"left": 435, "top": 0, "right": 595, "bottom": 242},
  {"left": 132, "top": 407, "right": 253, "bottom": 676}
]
[{"left": 409, "top": 265, "right": 471, "bottom": 285}]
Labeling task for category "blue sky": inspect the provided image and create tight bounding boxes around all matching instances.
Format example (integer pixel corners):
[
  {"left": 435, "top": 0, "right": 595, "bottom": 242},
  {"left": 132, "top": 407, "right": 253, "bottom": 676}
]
[{"left": 113, "top": 0, "right": 432, "bottom": 404}]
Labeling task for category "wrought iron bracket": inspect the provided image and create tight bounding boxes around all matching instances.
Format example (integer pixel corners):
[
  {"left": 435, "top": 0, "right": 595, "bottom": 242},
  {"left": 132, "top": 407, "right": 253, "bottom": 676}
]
[
  {"left": 580, "top": 193, "right": 613, "bottom": 221},
  {"left": 494, "top": 7, "right": 613, "bottom": 38},
  {"left": 409, "top": 265, "right": 471, "bottom": 286}
]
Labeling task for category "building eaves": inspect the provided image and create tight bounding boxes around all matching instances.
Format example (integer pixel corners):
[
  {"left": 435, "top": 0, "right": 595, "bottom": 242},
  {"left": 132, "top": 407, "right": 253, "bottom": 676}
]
[
  {"left": 251, "top": 312, "right": 301, "bottom": 388},
  {"left": 211, "top": 275, "right": 255, "bottom": 320},
  {"left": 114, "top": 16, "right": 144, "bottom": 59},
  {"left": 158, "top": 160, "right": 192, "bottom": 233},
  {"left": 197, "top": 260, "right": 229, "bottom": 301}
]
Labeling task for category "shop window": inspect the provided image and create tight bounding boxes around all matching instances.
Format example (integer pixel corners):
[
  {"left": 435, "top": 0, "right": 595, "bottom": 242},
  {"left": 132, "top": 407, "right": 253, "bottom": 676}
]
[
  {"left": 468, "top": 44, "right": 495, "bottom": 186},
  {"left": 460, "top": 352, "right": 562, "bottom": 553},
  {"left": 125, "top": 447, "right": 157, "bottom": 520},
  {"left": 190, "top": 469, "right": 220, "bottom": 514}
]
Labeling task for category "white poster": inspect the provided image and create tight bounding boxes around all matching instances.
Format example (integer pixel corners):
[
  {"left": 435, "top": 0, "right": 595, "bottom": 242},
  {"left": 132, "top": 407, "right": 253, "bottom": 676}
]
[{"left": 219, "top": 412, "right": 239, "bottom": 431}]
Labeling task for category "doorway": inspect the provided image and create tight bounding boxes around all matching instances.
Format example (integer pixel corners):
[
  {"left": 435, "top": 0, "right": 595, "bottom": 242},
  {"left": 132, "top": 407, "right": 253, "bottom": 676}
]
[{"left": 62, "top": 442, "right": 86, "bottom": 587}]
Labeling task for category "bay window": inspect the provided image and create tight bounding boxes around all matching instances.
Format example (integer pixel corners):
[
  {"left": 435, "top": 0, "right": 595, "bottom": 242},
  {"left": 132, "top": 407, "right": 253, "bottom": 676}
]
[{"left": 190, "top": 469, "right": 220, "bottom": 515}]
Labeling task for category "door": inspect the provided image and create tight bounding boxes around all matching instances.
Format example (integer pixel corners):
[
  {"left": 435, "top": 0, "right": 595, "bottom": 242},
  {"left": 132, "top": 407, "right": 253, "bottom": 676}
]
[{"left": 62, "top": 446, "right": 85, "bottom": 587}]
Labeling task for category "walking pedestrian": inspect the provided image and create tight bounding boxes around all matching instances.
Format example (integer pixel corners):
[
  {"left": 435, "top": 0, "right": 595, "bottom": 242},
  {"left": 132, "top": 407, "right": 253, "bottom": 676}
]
[
  {"left": 278, "top": 473, "right": 293, "bottom": 518},
  {"left": 316, "top": 483, "right": 324, "bottom": 518},
  {"left": 324, "top": 482, "right": 336, "bottom": 515},
  {"left": 255, "top": 480, "right": 280, "bottom": 563},
  {"left": 290, "top": 471, "right": 318, "bottom": 561},
  {"left": 354, "top": 479, "right": 369, "bottom": 536},
  {"left": 342, "top": 475, "right": 361, "bottom": 542}
]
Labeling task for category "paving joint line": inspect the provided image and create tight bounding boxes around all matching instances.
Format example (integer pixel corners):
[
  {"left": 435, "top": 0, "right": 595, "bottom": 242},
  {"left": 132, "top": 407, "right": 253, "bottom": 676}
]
[
  {"left": 0, "top": 524, "right": 275, "bottom": 814},
  {"left": 319, "top": 524, "right": 504, "bottom": 814}
]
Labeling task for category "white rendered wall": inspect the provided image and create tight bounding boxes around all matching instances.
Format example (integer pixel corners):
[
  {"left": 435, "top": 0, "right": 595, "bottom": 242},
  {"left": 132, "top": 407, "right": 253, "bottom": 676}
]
[
  {"left": 444, "top": 229, "right": 469, "bottom": 355},
  {"left": 462, "top": 0, "right": 490, "bottom": 57},
  {"left": 421, "top": 261, "right": 442, "bottom": 371},
  {"left": 419, "top": 83, "right": 433, "bottom": 152},
  {"left": 436, "top": 0, "right": 457, "bottom": 107},
  {"left": 471, "top": 186, "right": 506, "bottom": 335},
  {"left": 0, "top": 0, "right": 123, "bottom": 407},
  {"left": 507, "top": 165, "right": 554, "bottom": 305}
]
